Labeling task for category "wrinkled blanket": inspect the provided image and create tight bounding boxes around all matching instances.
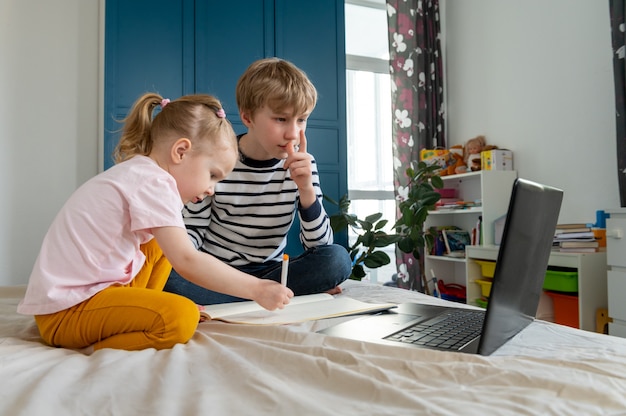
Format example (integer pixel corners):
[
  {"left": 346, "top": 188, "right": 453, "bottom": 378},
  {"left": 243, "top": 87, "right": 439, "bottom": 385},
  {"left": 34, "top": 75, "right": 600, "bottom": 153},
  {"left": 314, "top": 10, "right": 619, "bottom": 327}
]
[{"left": 1, "top": 281, "right": 625, "bottom": 415}]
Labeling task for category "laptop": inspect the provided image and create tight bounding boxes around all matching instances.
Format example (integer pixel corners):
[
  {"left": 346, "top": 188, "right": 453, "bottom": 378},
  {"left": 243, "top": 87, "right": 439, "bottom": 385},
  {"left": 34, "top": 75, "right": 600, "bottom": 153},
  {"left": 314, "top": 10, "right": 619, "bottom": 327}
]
[{"left": 320, "top": 178, "right": 563, "bottom": 356}]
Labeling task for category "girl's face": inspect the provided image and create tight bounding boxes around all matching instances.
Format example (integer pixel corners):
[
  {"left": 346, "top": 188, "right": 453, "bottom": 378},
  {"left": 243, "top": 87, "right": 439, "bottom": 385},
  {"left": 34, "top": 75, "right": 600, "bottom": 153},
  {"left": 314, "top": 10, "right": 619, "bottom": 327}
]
[{"left": 172, "top": 138, "right": 237, "bottom": 204}]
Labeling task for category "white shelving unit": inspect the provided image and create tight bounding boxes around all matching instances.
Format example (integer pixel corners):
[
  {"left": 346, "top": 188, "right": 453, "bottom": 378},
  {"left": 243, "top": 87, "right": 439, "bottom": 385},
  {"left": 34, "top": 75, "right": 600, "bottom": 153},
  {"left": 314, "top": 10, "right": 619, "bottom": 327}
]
[
  {"left": 424, "top": 170, "right": 517, "bottom": 294},
  {"left": 606, "top": 209, "right": 626, "bottom": 337},
  {"left": 466, "top": 245, "right": 607, "bottom": 332}
]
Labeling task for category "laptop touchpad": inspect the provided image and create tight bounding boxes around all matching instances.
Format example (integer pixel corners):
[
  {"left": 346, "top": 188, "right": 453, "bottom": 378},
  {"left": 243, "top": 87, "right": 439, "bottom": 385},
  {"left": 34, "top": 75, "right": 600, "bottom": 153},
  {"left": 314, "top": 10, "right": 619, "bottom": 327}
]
[{"left": 321, "top": 313, "right": 420, "bottom": 340}]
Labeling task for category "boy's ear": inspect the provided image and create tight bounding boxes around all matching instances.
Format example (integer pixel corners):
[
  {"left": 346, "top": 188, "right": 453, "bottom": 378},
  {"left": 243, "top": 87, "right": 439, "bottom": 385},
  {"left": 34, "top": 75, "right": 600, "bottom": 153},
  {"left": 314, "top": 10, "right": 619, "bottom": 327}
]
[
  {"left": 240, "top": 111, "right": 253, "bottom": 127},
  {"left": 171, "top": 138, "right": 192, "bottom": 163}
]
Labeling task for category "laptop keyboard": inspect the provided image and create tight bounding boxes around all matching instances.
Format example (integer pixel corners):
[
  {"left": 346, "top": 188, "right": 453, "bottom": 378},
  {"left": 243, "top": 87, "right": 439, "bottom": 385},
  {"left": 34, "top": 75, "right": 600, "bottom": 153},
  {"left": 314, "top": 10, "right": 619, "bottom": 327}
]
[{"left": 384, "top": 309, "right": 485, "bottom": 350}]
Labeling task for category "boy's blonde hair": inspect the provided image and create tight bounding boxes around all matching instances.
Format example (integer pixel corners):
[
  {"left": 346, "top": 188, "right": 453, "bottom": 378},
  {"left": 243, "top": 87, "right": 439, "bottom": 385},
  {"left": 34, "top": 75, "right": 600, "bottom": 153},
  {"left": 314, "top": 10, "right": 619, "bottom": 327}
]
[
  {"left": 114, "top": 93, "right": 236, "bottom": 163},
  {"left": 235, "top": 58, "right": 317, "bottom": 117}
]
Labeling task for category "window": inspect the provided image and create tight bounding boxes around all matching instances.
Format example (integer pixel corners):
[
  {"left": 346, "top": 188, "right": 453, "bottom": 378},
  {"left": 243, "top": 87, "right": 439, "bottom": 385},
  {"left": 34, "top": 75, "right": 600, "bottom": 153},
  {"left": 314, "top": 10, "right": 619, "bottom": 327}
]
[{"left": 345, "top": 0, "right": 396, "bottom": 284}]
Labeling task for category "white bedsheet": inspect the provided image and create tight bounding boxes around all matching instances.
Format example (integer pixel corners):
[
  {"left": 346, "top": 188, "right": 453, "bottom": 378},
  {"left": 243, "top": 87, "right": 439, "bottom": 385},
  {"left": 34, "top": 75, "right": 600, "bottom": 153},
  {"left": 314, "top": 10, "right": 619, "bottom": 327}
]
[{"left": 1, "top": 281, "right": 626, "bottom": 415}]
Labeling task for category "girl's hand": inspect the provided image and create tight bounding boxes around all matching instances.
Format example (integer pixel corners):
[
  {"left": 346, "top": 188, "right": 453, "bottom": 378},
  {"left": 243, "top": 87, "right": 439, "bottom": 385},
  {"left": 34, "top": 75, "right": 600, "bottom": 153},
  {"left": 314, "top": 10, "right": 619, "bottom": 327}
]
[
  {"left": 197, "top": 304, "right": 207, "bottom": 322},
  {"left": 253, "top": 279, "right": 294, "bottom": 311}
]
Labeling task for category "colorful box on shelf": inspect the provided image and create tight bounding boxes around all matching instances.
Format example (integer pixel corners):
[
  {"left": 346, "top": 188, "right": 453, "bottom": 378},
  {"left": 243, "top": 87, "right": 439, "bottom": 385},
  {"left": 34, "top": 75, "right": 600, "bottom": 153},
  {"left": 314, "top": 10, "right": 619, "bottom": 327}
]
[
  {"left": 435, "top": 188, "right": 457, "bottom": 198},
  {"left": 545, "top": 291, "right": 579, "bottom": 328},
  {"left": 476, "top": 278, "right": 493, "bottom": 297},
  {"left": 475, "top": 261, "right": 578, "bottom": 294},
  {"left": 475, "top": 260, "right": 496, "bottom": 278},
  {"left": 475, "top": 297, "right": 489, "bottom": 308},
  {"left": 543, "top": 269, "right": 578, "bottom": 293},
  {"left": 593, "top": 228, "right": 606, "bottom": 247},
  {"left": 481, "top": 149, "right": 513, "bottom": 171}
]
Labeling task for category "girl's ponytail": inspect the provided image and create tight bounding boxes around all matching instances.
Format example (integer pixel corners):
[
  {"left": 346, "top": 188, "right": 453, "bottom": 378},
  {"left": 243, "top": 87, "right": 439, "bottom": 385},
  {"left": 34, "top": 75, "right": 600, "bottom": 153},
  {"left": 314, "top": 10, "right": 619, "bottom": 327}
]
[{"left": 114, "top": 93, "right": 163, "bottom": 163}]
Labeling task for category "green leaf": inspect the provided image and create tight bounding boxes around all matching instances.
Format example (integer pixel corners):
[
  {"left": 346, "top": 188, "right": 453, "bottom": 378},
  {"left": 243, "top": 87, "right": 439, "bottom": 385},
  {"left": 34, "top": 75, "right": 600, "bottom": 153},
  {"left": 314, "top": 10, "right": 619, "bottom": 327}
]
[
  {"left": 374, "top": 233, "right": 402, "bottom": 247},
  {"left": 364, "top": 251, "right": 391, "bottom": 268},
  {"left": 361, "top": 231, "right": 374, "bottom": 247},
  {"left": 329, "top": 215, "right": 348, "bottom": 232},
  {"left": 421, "top": 192, "right": 441, "bottom": 207},
  {"left": 358, "top": 219, "right": 373, "bottom": 232},
  {"left": 431, "top": 175, "right": 444, "bottom": 189},
  {"left": 365, "top": 212, "right": 383, "bottom": 223},
  {"left": 351, "top": 264, "right": 366, "bottom": 280},
  {"left": 374, "top": 219, "right": 388, "bottom": 230},
  {"left": 398, "top": 236, "right": 415, "bottom": 253}
]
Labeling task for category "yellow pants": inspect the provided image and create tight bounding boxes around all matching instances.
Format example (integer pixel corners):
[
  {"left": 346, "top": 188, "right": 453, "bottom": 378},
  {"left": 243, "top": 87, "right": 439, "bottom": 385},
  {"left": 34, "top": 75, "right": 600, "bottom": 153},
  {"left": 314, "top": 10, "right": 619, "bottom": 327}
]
[{"left": 35, "top": 239, "right": 199, "bottom": 351}]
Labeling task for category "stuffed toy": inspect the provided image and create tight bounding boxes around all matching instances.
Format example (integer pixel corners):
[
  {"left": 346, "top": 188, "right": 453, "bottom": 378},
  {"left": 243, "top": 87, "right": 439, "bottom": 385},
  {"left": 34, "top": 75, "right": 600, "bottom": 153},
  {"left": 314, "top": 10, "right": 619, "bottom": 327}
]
[
  {"left": 464, "top": 135, "right": 499, "bottom": 171},
  {"left": 439, "top": 145, "right": 467, "bottom": 176},
  {"left": 464, "top": 135, "right": 486, "bottom": 171}
]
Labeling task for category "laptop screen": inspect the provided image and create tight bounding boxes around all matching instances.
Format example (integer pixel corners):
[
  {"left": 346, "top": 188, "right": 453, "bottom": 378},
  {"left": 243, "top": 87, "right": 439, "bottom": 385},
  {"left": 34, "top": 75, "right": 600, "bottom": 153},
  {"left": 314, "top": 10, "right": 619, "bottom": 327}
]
[{"left": 478, "top": 178, "right": 563, "bottom": 355}]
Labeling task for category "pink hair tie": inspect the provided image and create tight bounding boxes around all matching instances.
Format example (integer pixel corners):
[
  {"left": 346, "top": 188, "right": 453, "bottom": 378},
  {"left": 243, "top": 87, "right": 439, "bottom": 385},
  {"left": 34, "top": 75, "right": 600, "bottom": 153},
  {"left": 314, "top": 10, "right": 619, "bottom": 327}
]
[
  {"left": 216, "top": 108, "right": 226, "bottom": 118},
  {"left": 160, "top": 98, "right": 170, "bottom": 108}
]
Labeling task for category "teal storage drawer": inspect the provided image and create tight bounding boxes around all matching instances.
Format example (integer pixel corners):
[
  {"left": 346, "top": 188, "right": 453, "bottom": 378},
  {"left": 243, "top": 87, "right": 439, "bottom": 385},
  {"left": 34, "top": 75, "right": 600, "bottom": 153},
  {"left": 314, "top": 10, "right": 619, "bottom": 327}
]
[{"left": 543, "top": 268, "right": 578, "bottom": 293}]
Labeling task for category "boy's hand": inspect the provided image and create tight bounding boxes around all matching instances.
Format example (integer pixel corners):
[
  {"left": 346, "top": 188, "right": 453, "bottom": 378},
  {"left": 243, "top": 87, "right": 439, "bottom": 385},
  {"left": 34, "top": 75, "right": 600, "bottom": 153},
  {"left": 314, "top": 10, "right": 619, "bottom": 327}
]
[
  {"left": 284, "top": 131, "right": 316, "bottom": 208},
  {"left": 254, "top": 279, "right": 294, "bottom": 311}
]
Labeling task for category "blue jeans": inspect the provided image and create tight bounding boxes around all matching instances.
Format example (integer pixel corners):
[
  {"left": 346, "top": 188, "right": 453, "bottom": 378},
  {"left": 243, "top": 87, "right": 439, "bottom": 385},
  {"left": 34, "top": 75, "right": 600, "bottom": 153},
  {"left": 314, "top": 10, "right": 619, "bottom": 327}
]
[{"left": 163, "top": 244, "right": 352, "bottom": 305}]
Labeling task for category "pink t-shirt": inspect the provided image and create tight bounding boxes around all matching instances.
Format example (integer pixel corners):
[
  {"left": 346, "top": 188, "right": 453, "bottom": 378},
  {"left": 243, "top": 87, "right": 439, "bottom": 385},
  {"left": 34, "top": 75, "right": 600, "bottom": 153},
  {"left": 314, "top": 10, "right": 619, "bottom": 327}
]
[{"left": 18, "top": 156, "right": 184, "bottom": 315}]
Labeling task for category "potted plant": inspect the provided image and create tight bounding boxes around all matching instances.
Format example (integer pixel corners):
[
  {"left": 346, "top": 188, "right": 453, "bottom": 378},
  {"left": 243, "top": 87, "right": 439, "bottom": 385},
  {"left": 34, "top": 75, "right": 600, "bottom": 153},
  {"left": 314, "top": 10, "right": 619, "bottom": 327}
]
[
  {"left": 328, "top": 160, "right": 443, "bottom": 281},
  {"left": 328, "top": 194, "right": 401, "bottom": 280},
  {"left": 393, "top": 161, "right": 444, "bottom": 259}
]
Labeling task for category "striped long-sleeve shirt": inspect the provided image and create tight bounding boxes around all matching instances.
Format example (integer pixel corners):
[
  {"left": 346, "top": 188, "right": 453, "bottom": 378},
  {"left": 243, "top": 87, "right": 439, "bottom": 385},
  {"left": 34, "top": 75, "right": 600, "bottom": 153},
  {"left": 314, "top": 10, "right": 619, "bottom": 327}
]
[{"left": 183, "top": 153, "right": 333, "bottom": 266}]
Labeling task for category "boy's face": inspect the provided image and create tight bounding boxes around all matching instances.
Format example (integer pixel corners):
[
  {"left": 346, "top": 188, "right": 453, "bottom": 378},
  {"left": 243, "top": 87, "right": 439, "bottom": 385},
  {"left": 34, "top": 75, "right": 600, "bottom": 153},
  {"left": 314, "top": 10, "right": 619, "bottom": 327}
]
[{"left": 241, "top": 106, "right": 309, "bottom": 160}]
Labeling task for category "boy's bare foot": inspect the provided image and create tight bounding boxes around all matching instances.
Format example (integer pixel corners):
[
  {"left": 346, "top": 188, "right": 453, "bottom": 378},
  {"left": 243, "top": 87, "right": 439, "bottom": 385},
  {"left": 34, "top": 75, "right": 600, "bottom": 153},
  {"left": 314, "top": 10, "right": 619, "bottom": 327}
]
[{"left": 325, "top": 286, "right": 342, "bottom": 295}]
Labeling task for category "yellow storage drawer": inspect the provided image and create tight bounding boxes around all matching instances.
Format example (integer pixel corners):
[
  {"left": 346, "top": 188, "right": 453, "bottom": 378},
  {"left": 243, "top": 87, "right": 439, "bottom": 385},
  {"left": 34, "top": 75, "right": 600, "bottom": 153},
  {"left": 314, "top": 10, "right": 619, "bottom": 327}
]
[
  {"left": 475, "top": 260, "right": 496, "bottom": 278},
  {"left": 476, "top": 278, "right": 493, "bottom": 297}
]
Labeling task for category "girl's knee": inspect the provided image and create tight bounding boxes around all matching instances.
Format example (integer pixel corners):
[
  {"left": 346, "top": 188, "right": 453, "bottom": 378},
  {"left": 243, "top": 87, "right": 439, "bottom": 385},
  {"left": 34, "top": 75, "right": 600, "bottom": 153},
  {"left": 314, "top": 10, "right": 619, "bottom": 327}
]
[{"left": 167, "top": 296, "right": 200, "bottom": 346}]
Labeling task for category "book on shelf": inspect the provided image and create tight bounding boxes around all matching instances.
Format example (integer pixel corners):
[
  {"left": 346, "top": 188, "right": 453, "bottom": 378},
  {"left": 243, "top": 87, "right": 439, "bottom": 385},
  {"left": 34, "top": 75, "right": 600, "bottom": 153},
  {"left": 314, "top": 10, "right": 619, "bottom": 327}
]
[
  {"left": 554, "top": 231, "right": 595, "bottom": 240},
  {"left": 429, "top": 225, "right": 461, "bottom": 256},
  {"left": 555, "top": 223, "right": 590, "bottom": 229},
  {"left": 558, "top": 247, "right": 600, "bottom": 253},
  {"left": 472, "top": 216, "right": 482, "bottom": 245},
  {"left": 442, "top": 229, "right": 471, "bottom": 257},
  {"left": 559, "top": 240, "right": 599, "bottom": 248},
  {"left": 555, "top": 223, "right": 592, "bottom": 234},
  {"left": 436, "top": 197, "right": 461, "bottom": 207},
  {"left": 435, "top": 201, "right": 480, "bottom": 211},
  {"left": 199, "top": 293, "right": 396, "bottom": 325}
]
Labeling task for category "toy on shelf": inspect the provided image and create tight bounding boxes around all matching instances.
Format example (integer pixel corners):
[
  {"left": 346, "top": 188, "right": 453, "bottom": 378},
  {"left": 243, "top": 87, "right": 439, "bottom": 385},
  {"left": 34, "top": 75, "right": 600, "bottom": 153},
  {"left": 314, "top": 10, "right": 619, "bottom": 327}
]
[
  {"left": 464, "top": 135, "right": 499, "bottom": 171},
  {"left": 439, "top": 144, "right": 467, "bottom": 176}
]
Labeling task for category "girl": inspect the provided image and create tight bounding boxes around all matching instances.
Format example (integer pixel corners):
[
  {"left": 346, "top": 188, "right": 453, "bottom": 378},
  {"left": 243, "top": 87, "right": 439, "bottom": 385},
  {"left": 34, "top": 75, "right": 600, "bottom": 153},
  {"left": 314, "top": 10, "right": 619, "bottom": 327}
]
[{"left": 17, "top": 93, "right": 293, "bottom": 351}]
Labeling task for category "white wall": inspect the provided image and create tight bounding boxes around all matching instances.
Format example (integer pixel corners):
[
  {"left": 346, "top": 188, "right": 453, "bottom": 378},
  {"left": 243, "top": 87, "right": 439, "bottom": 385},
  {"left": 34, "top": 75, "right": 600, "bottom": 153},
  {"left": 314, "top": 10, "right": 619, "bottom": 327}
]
[
  {"left": 444, "top": 0, "right": 620, "bottom": 223},
  {"left": 0, "top": 0, "right": 101, "bottom": 285}
]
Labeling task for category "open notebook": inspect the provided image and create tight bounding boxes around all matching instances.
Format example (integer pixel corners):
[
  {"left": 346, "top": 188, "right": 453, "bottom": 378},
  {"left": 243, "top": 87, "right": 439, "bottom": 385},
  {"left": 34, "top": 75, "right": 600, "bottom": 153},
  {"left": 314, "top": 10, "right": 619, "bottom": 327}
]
[
  {"left": 200, "top": 293, "right": 395, "bottom": 325},
  {"left": 320, "top": 178, "right": 563, "bottom": 356}
]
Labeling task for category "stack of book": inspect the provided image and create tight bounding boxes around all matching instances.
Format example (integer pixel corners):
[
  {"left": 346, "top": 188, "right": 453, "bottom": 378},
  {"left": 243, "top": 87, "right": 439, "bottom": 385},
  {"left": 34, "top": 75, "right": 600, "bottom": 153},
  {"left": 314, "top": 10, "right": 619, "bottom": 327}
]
[{"left": 553, "top": 223, "right": 603, "bottom": 253}]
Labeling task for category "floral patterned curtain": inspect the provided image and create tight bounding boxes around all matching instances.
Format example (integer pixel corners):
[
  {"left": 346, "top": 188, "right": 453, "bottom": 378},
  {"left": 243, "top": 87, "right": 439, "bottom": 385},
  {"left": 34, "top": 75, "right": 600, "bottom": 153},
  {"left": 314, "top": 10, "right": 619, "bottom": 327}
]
[
  {"left": 386, "top": 0, "right": 445, "bottom": 291},
  {"left": 609, "top": 0, "right": 626, "bottom": 207}
]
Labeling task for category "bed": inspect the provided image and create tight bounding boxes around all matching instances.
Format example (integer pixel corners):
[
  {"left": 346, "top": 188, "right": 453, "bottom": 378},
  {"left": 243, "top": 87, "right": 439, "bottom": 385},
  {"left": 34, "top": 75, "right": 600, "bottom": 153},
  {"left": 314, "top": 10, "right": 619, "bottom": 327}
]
[{"left": 1, "top": 280, "right": 626, "bottom": 415}]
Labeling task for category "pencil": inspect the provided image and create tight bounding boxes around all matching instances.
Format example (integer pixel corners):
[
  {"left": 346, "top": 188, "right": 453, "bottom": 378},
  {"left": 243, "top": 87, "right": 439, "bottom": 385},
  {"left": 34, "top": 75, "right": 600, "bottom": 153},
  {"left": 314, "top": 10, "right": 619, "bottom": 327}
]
[{"left": 281, "top": 254, "right": 289, "bottom": 286}]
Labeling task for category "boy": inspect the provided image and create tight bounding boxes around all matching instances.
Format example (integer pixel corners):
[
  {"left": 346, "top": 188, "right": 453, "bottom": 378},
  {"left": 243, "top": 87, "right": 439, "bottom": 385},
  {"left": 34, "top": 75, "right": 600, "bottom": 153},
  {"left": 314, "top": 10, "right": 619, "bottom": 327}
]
[{"left": 164, "top": 58, "right": 351, "bottom": 305}]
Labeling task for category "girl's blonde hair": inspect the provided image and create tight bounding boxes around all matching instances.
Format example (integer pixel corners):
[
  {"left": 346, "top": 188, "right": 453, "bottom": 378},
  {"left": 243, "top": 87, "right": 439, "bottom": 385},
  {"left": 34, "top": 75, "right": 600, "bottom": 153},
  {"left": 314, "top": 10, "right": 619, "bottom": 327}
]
[
  {"left": 235, "top": 58, "right": 317, "bottom": 117},
  {"left": 114, "top": 93, "right": 236, "bottom": 163}
]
